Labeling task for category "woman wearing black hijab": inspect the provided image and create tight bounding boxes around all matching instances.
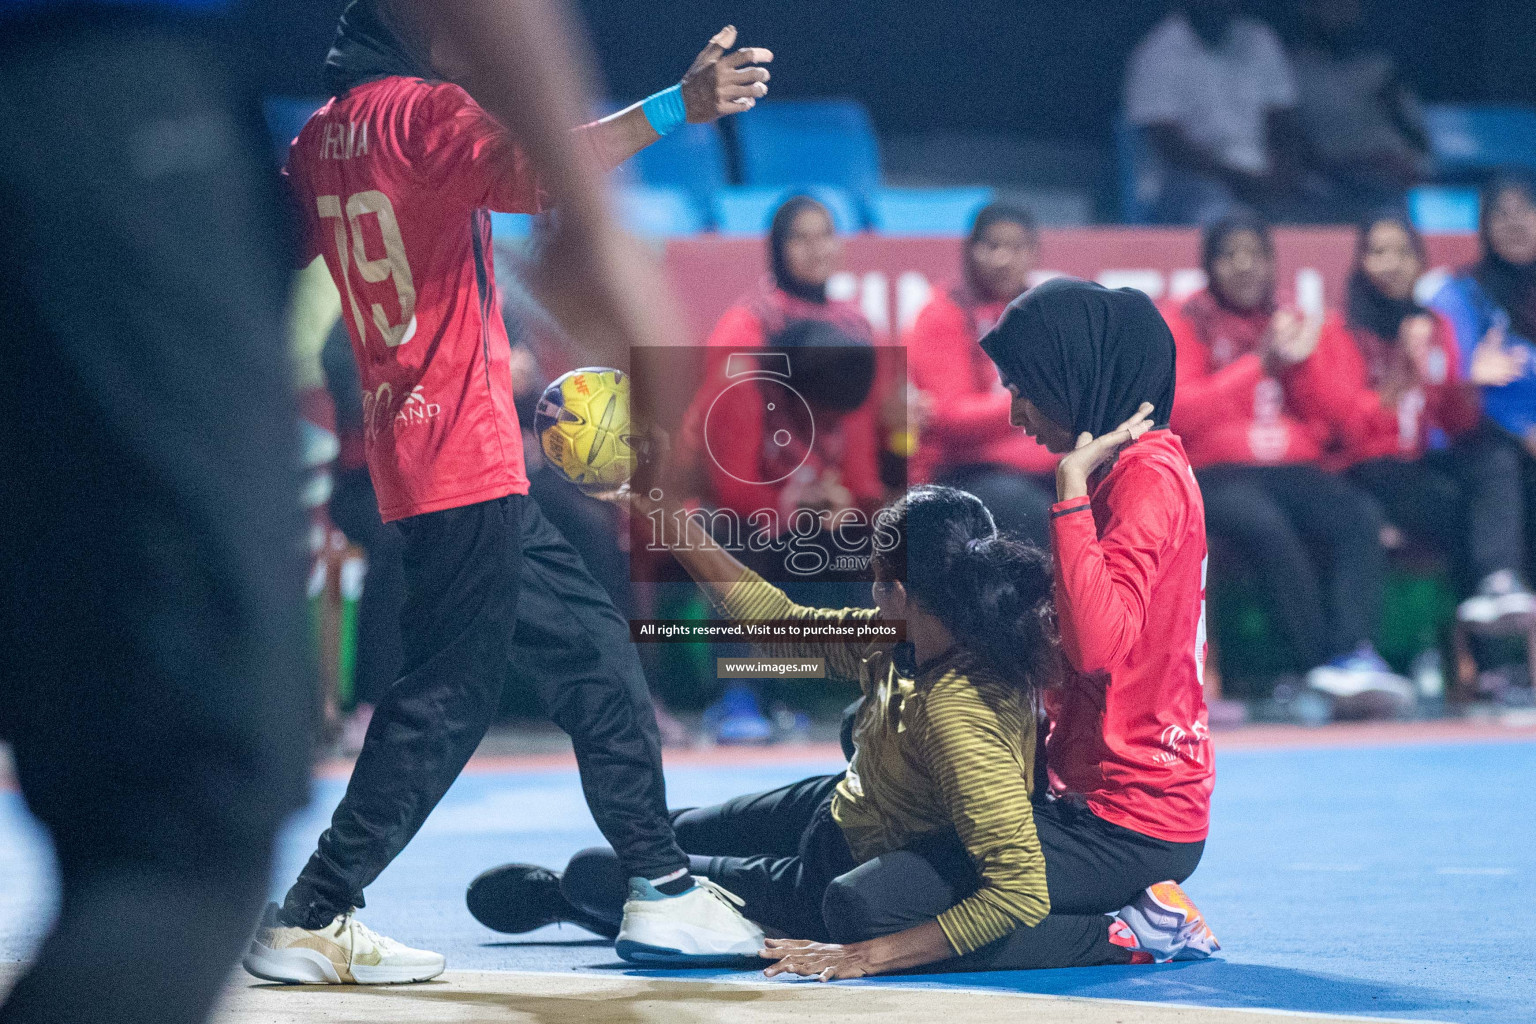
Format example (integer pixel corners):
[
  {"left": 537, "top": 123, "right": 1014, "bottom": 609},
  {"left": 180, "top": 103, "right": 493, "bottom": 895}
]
[
  {"left": 1430, "top": 175, "right": 1536, "bottom": 629},
  {"left": 697, "top": 195, "right": 882, "bottom": 743},
  {"left": 817, "top": 280, "right": 1220, "bottom": 970},
  {"left": 1336, "top": 212, "right": 1535, "bottom": 630}
]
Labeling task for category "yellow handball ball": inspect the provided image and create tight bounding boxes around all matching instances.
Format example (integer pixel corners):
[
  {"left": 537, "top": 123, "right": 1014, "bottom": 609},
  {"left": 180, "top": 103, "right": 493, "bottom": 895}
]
[{"left": 534, "top": 367, "right": 637, "bottom": 492}]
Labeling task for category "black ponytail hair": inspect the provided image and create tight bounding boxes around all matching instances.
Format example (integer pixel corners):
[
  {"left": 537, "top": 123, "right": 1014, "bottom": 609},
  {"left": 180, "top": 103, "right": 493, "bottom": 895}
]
[{"left": 871, "top": 485, "right": 1056, "bottom": 695}]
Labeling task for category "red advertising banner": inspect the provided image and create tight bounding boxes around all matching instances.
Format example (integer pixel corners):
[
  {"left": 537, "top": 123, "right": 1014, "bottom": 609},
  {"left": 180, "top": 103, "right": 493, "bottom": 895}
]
[{"left": 664, "top": 228, "right": 1479, "bottom": 344}]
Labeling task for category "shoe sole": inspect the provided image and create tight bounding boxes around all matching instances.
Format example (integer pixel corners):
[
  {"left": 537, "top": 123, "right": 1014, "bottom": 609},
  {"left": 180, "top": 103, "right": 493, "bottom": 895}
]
[
  {"left": 242, "top": 943, "right": 445, "bottom": 985},
  {"left": 615, "top": 939, "right": 760, "bottom": 966}
]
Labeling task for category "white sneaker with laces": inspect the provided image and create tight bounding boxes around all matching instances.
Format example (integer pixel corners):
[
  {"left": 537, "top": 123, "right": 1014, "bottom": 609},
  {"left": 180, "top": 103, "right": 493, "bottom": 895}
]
[
  {"left": 242, "top": 903, "right": 446, "bottom": 984},
  {"left": 614, "top": 876, "right": 765, "bottom": 964}
]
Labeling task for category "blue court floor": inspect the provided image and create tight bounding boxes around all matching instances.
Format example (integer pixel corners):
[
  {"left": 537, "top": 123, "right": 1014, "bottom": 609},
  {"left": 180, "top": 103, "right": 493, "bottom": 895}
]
[{"left": 2, "top": 736, "right": 1533, "bottom": 1023}]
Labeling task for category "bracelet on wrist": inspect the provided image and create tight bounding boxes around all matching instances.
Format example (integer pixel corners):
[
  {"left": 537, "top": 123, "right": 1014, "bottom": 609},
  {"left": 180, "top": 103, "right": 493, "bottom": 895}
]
[{"left": 640, "top": 84, "right": 687, "bottom": 136}]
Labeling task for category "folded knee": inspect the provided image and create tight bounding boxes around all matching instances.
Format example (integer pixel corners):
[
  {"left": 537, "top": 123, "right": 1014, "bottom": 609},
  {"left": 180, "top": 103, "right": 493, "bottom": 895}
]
[{"left": 821, "top": 875, "right": 883, "bottom": 944}]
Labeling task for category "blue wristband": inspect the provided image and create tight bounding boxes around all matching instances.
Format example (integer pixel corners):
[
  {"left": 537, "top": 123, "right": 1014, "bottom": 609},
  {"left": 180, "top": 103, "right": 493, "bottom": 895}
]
[{"left": 640, "top": 84, "right": 688, "bottom": 137}]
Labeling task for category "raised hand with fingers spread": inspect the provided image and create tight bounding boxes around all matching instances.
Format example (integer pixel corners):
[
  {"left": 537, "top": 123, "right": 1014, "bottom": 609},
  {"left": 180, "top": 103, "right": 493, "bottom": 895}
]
[{"left": 680, "top": 26, "right": 773, "bottom": 121}]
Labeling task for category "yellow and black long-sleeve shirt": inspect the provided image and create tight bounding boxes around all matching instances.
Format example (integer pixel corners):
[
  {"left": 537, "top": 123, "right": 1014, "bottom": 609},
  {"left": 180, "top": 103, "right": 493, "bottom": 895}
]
[{"left": 715, "top": 570, "right": 1050, "bottom": 955}]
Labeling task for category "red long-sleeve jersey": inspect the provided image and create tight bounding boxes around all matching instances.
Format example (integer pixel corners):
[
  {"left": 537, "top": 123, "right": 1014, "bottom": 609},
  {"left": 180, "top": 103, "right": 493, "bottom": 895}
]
[
  {"left": 1319, "top": 312, "right": 1481, "bottom": 468},
  {"left": 285, "top": 76, "right": 539, "bottom": 522},
  {"left": 905, "top": 286, "right": 1058, "bottom": 483},
  {"left": 1047, "top": 429, "right": 1212, "bottom": 843},
  {"left": 690, "top": 286, "right": 885, "bottom": 522},
  {"left": 1165, "top": 290, "right": 1348, "bottom": 470}
]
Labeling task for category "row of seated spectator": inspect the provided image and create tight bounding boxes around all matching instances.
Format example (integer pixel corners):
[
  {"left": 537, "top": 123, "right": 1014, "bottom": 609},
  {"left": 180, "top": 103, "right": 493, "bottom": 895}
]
[
  {"left": 692, "top": 178, "right": 1536, "bottom": 715},
  {"left": 1121, "top": 0, "right": 1535, "bottom": 226}
]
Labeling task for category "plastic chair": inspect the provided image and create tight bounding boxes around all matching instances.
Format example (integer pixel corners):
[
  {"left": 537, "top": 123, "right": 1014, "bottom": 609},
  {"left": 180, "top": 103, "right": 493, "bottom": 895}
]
[
  {"left": 1113, "top": 114, "right": 1157, "bottom": 225},
  {"left": 616, "top": 185, "right": 708, "bottom": 238},
  {"left": 734, "top": 99, "right": 881, "bottom": 197},
  {"left": 1424, "top": 104, "right": 1536, "bottom": 176},
  {"left": 626, "top": 122, "right": 729, "bottom": 208},
  {"left": 1408, "top": 186, "right": 1481, "bottom": 233},
  {"left": 868, "top": 187, "right": 995, "bottom": 236},
  {"left": 263, "top": 96, "right": 327, "bottom": 164},
  {"left": 489, "top": 212, "right": 535, "bottom": 241},
  {"left": 710, "top": 185, "right": 864, "bottom": 236}
]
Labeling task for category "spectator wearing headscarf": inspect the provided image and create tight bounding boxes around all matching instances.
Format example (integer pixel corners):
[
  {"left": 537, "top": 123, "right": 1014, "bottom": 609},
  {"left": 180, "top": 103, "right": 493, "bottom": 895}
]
[
  {"left": 1164, "top": 213, "right": 1413, "bottom": 709},
  {"left": 905, "top": 202, "right": 1058, "bottom": 548},
  {"left": 1319, "top": 214, "right": 1495, "bottom": 600},
  {"left": 698, "top": 195, "right": 884, "bottom": 531},
  {"left": 685, "top": 195, "right": 885, "bottom": 743},
  {"left": 1430, "top": 174, "right": 1536, "bottom": 627}
]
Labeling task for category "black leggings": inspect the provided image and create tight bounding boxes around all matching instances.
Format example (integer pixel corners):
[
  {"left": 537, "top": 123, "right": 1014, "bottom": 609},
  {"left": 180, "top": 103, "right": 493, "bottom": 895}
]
[
  {"left": 823, "top": 798, "right": 1204, "bottom": 972},
  {"left": 563, "top": 774, "right": 855, "bottom": 941},
  {"left": 1197, "top": 463, "right": 1385, "bottom": 668},
  {"left": 282, "top": 495, "right": 688, "bottom": 928},
  {"left": 1348, "top": 423, "right": 1531, "bottom": 592},
  {"left": 561, "top": 777, "right": 1201, "bottom": 971}
]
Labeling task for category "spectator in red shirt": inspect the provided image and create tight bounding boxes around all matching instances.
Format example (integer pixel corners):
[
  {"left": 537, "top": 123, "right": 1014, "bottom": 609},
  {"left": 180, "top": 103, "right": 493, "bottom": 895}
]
[
  {"left": 697, "top": 196, "right": 884, "bottom": 557},
  {"left": 907, "top": 203, "right": 1058, "bottom": 547},
  {"left": 1328, "top": 213, "right": 1509, "bottom": 596},
  {"left": 1166, "top": 213, "right": 1414, "bottom": 709},
  {"left": 686, "top": 196, "right": 882, "bottom": 743}
]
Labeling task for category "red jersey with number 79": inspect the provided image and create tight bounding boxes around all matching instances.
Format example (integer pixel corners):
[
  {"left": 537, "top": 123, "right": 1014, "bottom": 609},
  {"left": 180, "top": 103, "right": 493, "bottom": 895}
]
[
  {"left": 1046, "top": 429, "right": 1213, "bottom": 843},
  {"left": 284, "top": 76, "right": 539, "bottom": 522}
]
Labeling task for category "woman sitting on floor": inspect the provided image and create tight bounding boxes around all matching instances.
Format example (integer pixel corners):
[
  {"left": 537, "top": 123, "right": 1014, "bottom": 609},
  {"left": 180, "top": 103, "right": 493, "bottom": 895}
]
[{"left": 465, "top": 476, "right": 1213, "bottom": 977}]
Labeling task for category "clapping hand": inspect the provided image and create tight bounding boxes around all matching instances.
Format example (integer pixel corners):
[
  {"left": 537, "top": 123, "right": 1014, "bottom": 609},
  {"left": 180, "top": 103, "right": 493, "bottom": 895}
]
[
  {"left": 1262, "top": 309, "right": 1323, "bottom": 374},
  {"left": 1469, "top": 321, "right": 1529, "bottom": 388}
]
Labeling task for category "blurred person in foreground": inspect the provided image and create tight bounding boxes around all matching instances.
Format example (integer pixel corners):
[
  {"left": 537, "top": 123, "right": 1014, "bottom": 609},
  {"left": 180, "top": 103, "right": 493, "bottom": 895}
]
[
  {"left": 0, "top": 2, "right": 313, "bottom": 1023},
  {"left": 907, "top": 202, "right": 1058, "bottom": 549},
  {"left": 1328, "top": 213, "right": 1534, "bottom": 629},
  {"left": 1290, "top": 0, "right": 1430, "bottom": 220},
  {"left": 246, "top": 0, "right": 776, "bottom": 985},
  {"left": 1430, "top": 174, "right": 1536, "bottom": 629},
  {"left": 1164, "top": 213, "right": 1415, "bottom": 713},
  {"left": 1124, "top": 0, "right": 1312, "bottom": 224},
  {"left": 688, "top": 195, "right": 884, "bottom": 744}
]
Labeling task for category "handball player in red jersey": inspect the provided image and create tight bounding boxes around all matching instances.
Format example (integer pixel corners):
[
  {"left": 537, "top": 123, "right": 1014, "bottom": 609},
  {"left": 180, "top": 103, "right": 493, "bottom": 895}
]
[
  {"left": 800, "top": 280, "right": 1221, "bottom": 970},
  {"left": 243, "top": 0, "right": 774, "bottom": 984}
]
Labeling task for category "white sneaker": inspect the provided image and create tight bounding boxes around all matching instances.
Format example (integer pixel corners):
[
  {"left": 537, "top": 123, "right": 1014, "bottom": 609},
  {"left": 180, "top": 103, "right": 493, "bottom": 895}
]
[
  {"left": 1114, "top": 881, "right": 1221, "bottom": 963},
  {"left": 1458, "top": 571, "right": 1536, "bottom": 631},
  {"left": 242, "top": 904, "right": 446, "bottom": 984},
  {"left": 614, "top": 876, "right": 765, "bottom": 964},
  {"left": 1305, "top": 648, "right": 1415, "bottom": 716}
]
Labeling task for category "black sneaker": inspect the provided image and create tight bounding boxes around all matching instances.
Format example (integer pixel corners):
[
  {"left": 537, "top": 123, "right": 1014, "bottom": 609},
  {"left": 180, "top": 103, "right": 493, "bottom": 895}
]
[{"left": 466, "top": 863, "right": 620, "bottom": 938}]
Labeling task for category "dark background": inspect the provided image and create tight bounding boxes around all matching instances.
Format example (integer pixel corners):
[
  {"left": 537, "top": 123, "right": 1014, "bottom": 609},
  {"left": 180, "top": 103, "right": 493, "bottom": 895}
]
[{"left": 240, "top": 0, "right": 1536, "bottom": 142}]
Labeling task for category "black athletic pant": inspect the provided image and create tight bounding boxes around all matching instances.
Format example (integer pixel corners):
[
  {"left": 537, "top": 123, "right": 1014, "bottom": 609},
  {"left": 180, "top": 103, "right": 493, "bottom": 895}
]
[
  {"left": 326, "top": 469, "right": 406, "bottom": 708},
  {"left": 1197, "top": 463, "right": 1386, "bottom": 668},
  {"left": 1348, "top": 424, "right": 1530, "bottom": 592},
  {"left": 823, "top": 798, "right": 1204, "bottom": 972},
  {"left": 283, "top": 495, "right": 688, "bottom": 927},
  {"left": 562, "top": 774, "right": 856, "bottom": 941},
  {"left": 0, "top": 11, "right": 314, "bottom": 1024},
  {"left": 941, "top": 465, "right": 1055, "bottom": 551}
]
